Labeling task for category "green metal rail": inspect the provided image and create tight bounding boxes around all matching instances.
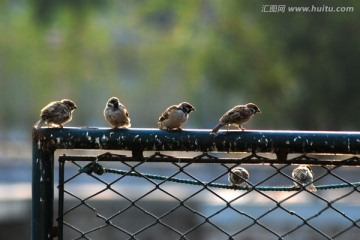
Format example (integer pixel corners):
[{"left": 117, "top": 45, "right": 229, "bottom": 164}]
[
  {"left": 32, "top": 127, "right": 360, "bottom": 240},
  {"left": 33, "top": 127, "right": 360, "bottom": 154}
]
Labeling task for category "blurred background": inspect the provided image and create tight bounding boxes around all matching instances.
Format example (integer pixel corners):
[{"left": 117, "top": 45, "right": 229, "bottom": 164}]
[{"left": 0, "top": 0, "right": 359, "bottom": 239}]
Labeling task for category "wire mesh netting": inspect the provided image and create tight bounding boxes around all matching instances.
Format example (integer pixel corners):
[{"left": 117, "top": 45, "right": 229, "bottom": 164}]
[{"left": 56, "top": 152, "right": 360, "bottom": 240}]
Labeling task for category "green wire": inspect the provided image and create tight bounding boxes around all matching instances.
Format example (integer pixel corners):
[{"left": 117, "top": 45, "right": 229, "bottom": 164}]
[{"left": 79, "top": 162, "right": 360, "bottom": 192}]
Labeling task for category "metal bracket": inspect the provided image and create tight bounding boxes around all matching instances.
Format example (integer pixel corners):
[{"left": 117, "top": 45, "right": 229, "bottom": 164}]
[
  {"left": 193, "top": 152, "right": 218, "bottom": 160},
  {"left": 147, "top": 151, "right": 175, "bottom": 161}
]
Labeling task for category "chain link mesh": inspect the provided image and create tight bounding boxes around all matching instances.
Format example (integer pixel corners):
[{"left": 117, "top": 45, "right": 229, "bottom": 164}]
[{"left": 57, "top": 152, "right": 360, "bottom": 240}]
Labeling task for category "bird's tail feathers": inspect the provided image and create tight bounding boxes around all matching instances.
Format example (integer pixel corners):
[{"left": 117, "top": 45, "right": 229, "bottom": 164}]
[
  {"left": 210, "top": 123, "right": 224, "bottom": 134},
  {"left": 35, "top": 119, "right": 45, "bottom": 129}
]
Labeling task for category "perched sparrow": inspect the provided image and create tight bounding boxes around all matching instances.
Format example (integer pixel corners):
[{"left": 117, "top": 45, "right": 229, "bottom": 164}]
[
  {"left": 158, "top": 102, "right": 196, "bottom": 131},
  {"left": 228, "top": 166, "right": 250, "bottom": 190},
  {"left": 292, "top": 165, "right": 317, "bottom": 192},
  {"left": 36, "top": 99, "right": 77, "bottom": 128},
  {"left": 104, "top": 97, "right": 131, "bottom": 129},
  {"left": 211, "top": 103, "right": 261, "bottom": 134}
]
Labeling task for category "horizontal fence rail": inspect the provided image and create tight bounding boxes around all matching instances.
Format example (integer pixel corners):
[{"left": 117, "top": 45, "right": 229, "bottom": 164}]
[
  {"left": 33, "top": 128, "right": 360, "bottom": 154},
  {"left": 32, "top": 128, "right": 360, "bottom": 240}
]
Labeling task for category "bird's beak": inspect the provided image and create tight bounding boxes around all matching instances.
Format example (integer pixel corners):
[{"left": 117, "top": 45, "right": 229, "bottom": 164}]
[
  {"left": 191, "top": 107, "right": 196, "bottom": 112},
  {"left": 74, "top": 105, "right": 78, "bottom": 109},
  {"left": 256, "top": 109, "right": 261, "bottom": 113}
]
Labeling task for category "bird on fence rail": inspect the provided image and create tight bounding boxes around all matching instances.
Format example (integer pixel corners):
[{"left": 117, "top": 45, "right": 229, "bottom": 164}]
[
  {"left": 210, "top": 103, "right": 261, "bottom": 134},
  {"left": 228, "top": 166, "right": 250, "bottom": 190},
  {"left": 158, "top": 102, "right": 196, "bottom": 131},
  {"left": 292, "top": 165, "right": 317, "bottom": 192},
  {"left": 36, "top": 99, "right": 77, "bottom": 128},
  {"left": 104, "top": 97, "right": 131, "bottom": 129}
]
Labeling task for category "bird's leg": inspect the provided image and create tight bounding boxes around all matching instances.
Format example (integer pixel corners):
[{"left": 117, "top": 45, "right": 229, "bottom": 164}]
[{"left": 239, "top": 125, "right": 245, "bottom": 131}]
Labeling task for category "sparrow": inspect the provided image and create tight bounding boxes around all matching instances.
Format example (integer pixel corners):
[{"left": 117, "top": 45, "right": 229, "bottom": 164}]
[
  {"left": 104, "top": 97, "right": 131, "bottom": 129},
  {"left": 211, "top": 103, "right": 261, "bottom": 134},
  {"left": 158, "top": 102, "right": 196, "bottom": 131},
  {"left": 228, "top": 166, "right": 250, "bottom": 190},
  {"left": 36, "top": 99, "right": 77, "bottom": 128},
  {"left": 292, "top": 165, "right": 317, "bottom": 192}
]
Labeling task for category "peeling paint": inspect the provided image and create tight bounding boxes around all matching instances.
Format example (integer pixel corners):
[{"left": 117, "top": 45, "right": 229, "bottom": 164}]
[
  {"left": 101, "top": 134, "right": 107, "bottom": 141},
  {"left": 213, "top": 143, "right": 218, "bottom": 152},
  {"left": 293, "top": 136, "right": 301, "bottom": 142},
  {"left": 86, "top": 132, "right": 91, "bottom": 141}
]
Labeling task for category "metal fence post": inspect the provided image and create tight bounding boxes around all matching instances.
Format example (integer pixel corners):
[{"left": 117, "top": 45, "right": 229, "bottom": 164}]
[{"left": 32, "top": 128, "right": 55, "bottom": 240}]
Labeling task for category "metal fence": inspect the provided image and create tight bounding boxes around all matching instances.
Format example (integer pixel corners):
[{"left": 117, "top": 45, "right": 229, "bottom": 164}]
[{"left": 32, "top": 128, "right": 360, "bottom": 240}]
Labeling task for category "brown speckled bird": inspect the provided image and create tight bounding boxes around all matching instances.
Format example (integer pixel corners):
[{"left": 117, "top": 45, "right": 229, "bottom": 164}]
[
  {"left": 292, "top": 165, "right": 317, "bottom": 192},
  {"left": 36, "top": 99, "right": 77, "bottom": 128},
  {"left": 211, "top": 103, "right": 261, "bottom": 134},
  {"left": 228, "top": 166, "right": 250, "bottom": 190},
  {"left": 158, "top": 102, "right": 196, "bottom": 131},
  {"left": 104, "top": 97, "right": 131, "bottom": 129}
]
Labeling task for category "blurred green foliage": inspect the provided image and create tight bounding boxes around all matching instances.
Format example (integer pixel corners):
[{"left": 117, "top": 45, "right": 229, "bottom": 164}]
[{"left": 0, "top": 0, "right": 359, "bottom": 135}]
